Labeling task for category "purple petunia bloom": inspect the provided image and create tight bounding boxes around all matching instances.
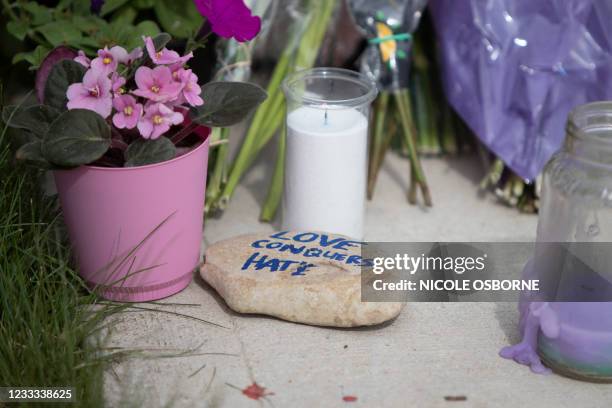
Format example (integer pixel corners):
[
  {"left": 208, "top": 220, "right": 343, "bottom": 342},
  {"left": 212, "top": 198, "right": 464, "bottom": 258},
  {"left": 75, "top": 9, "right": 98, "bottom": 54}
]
[
  {"left": 91, "top": 0, "right": 104, "bottom": 14},
  {"left": 193, "top": 0, "right": 261, "bottom": 42}
]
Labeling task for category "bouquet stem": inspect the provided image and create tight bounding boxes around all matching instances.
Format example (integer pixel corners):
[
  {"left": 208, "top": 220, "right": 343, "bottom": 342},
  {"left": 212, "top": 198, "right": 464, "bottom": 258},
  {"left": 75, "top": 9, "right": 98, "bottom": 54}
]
[
  {"left": 205, "top": 127, "right": 230, "bottom": 213},
  {"left": 220, "top": 49, "right": 292, "bottom": 203},
  {"left": 218, "top": 0, "right": 335, "bottom": 220},
  {"left": 259, "top": 125, "right": 286, "bottom": 222},
  {"left": 367, "top": 91, "right": 390, "bottom": 198},
  {"left": 394, "top": 88, "right": 432, "bottom": 206}
]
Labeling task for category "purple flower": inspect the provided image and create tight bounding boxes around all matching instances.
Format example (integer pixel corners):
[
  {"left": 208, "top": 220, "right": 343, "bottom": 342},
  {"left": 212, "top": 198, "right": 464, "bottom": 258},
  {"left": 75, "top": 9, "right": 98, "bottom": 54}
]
[
  {"left": 194, "top": 0, "right": 261, "bottom": 42},
  {"left": 112, "top": 95, "right": 143, "bottom": 129},
  {"left": 133, "top": 66, "right": 183, "bottom": 102},
  {"left": 111, "top": 72, "right": 126, "bottom": 96},
  {"left": 74, "top": 50, "right": 91, "bottom": 68},
  {"left": 91, "top": 0, "right": 104, "bottom": 14},
  {"left": 91, "top": 46, "right": 128, "bottom": 75},
  {"left": 66, "top": 68, "right": 112, "bottom": 118},
  {"left": 177, "top": 69, "right": 203, "bottom": 106},
  {"left": 143, "top": 36, "right": 193, "bottom": 65},
  {"left": 137, "top": 103, "right": 184, "bottom": 139}
]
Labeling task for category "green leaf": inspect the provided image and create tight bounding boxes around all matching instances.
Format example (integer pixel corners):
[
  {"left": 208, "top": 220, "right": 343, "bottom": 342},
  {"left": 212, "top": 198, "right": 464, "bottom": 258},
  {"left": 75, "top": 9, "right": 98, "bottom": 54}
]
[
  {"left": 123, "top": 21, "right": 160, "bottom": 50},
  {"left": 22, "top": 2, "right": 53, "bottom": 25},
  {"left": 112, "top": 6, "right": 137, "bottom": 25},
  {"left": 7, "top": 21, "right": 28, "bottom": 41},
  {"left": 72, "top": 16, "right": 105, "bottom": 35},
  {"left": 42, "top": 109, "right": 111, "bottom": 167},
  {"left": 69, "top": 0, "right": 91, "bottom": 15},
  {"left": 36, "top": 21, "right": 83, "bottom": 46},
  {"left": 100, "top": 0, "right": 131, "bottom": 16},
  {"left": 124, "top": 137, "right": 176, "bottom": 167},
  {"left": 189, "top": 82, "right": 268, "bottom": 127},
  {"left": 1, "top": 105, "right": 60, "bottom": 137},
  {"left": 134, "top": 21, "right": 160, "bottom": 38},
  {"left": 44, "top": 60, "right": 86, "bottom": 111},
  {"left": 16, "top": 141, "right": 50, "bottom": 166},
  {"left": 12, "top": 45, "right": 51, "bottom": 69},
  {"left": 133, "top": 0, "right": 156, "bottom": 9},
  {"left": 152, "top": 32, "right": 171, "bottom": 51},
  {"left": 153, "top": 0, "right": 202, "bottom": 38}
]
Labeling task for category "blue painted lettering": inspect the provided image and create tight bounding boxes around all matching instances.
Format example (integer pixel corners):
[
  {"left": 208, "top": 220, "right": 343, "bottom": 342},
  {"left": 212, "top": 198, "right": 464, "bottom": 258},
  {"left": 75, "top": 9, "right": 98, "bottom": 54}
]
[
  {"left": 251, "top": 240, "right": 269, "bottom": 248},
  {"left": 270, "top": 231, "right": 290, "bottom": 240},
  {"left": 304, "top": 248, "right": 322, "bottom": 257},
  {"left": 293, "top": 232, "right": 318, "bottom": 243}
]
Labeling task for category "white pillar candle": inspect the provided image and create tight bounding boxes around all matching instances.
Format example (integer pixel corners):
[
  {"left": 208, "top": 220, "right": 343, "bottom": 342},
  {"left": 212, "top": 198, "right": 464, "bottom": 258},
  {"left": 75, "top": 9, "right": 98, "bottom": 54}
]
[{"left": 283, "top": 105, "right": 368, "bottom": 239}]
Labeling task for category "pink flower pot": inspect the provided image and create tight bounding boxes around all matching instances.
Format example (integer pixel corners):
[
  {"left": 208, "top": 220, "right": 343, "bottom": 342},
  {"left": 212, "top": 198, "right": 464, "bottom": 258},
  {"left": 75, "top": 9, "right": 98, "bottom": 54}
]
[{"left": 54, "top": 137, "right": 209, "bottom": 302}]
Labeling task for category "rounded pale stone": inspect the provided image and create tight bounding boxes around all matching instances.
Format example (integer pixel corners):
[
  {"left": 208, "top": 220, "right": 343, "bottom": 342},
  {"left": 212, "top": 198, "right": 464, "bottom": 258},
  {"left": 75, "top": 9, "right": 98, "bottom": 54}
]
[{"left": 200, "top": 231, "right": 404, "bottom": 327}]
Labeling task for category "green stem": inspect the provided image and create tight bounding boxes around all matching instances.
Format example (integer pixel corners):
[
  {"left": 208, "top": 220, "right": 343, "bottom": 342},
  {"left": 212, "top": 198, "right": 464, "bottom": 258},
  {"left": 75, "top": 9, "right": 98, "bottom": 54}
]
[
  {"left": 368, "top": 92, "right": 390, "bottom": 198},
  {"left": 260, "top": 125, "right": 286, "bottom": 222},
  {"left": 394, "top": 89, "right": 432, "bottom": 206},
  {"left": 220, "top": 52, "right": 291, "bottom": 202},
  {"left": 205, "top": 128, "right": 229, "bottom": 214}
]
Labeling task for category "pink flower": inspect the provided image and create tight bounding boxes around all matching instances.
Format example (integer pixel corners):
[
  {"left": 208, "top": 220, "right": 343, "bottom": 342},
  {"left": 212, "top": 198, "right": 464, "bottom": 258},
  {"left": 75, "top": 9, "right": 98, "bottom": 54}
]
[
  {"left": 111, "top": 73, "right": 126, "bottom": 96},
  {"left": 133, "top": 66, "right": 183, "bottom": 102},
  {"left": 177, "top": 69, "right": 203, "bottom": 106},
  {"left": 74, "top": 50, "right": 91, "bottom": 68},
  {"left": 137, "top": 103, "right": 184, "bottom": 139},
  {"left": 126, "top": 47, "right": 143, "bottom": 64},
  {"left": 91, "top": 46, "right": 128, "bottom": 75},
  {"left": 194, "top": 0, "right": 261, "bottom": 42},
  {"left": 66, "top": 68, "right": 112, "bottom": 118},
  {"left": 169, "top": 62, "right": 185, "bottom": 81},
  {"left": 112, "top": 95, "right": 143, "bottom": 129},
  {"left": 143, "top": 36, "right": 193, "bottom": 65}
]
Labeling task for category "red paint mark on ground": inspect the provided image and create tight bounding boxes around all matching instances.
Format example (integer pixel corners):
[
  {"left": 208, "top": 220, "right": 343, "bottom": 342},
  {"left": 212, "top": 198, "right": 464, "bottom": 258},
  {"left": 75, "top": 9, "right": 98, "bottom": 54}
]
[
  {"left": 242, "top": 382, "right": 274, "bottom": 400},
  {"left": 343, "top": 395, "right": 358, "bottom": 402}
]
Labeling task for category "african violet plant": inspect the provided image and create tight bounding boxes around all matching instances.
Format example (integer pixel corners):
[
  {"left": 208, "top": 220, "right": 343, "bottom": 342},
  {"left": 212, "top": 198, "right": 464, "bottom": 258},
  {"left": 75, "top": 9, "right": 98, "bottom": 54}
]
[{"left": 2, "top": 33, "right": 267, "bottom": 168}]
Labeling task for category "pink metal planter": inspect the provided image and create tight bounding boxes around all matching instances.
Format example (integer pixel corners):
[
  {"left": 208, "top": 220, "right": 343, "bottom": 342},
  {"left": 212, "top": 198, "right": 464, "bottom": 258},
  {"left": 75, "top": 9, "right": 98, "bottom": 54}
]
[{"left": 54, "top": 137, "right": 209, "bottom": 302}]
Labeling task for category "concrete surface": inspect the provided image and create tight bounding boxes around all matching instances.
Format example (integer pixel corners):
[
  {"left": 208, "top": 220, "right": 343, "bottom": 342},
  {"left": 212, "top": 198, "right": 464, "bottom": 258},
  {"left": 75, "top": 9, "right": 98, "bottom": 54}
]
[{"left": 103, "top": 152, "right": 612, "bottom": 407}]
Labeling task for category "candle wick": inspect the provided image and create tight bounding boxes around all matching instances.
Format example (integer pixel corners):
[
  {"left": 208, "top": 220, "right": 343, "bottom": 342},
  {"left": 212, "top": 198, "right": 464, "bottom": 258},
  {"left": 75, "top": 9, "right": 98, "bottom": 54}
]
[{"left": 324, "top": 110, "right": 328, "bottom": 126}]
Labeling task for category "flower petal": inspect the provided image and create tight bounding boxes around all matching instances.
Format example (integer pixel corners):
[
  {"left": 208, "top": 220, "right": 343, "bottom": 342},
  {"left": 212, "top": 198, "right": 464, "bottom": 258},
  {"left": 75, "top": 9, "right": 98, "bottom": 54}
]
[
  {"left": 137, "top": 119, "right": 153, "bottom": 139},
  {"left": 113, "top": 112, "right": 127, "bottom": 129},
  {"left": 110, "top": 46, "right": 129, "bottom": 64}
]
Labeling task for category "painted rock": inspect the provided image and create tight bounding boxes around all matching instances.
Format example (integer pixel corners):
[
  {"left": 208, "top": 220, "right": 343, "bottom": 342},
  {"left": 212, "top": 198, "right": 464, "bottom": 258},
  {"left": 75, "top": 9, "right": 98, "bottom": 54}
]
[{"left": 200, "top": 231, "right": 404, "bottom": 327}]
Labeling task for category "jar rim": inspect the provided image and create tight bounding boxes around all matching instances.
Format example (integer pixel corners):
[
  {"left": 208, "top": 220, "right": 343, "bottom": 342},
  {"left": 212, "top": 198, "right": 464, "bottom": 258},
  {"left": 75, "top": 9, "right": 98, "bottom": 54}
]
[
  {"left": 567, "top": 101, "right": 612, "bottom": 144},
  {"left": 282, "top": 67, "right": 378, "bottom": 109}
]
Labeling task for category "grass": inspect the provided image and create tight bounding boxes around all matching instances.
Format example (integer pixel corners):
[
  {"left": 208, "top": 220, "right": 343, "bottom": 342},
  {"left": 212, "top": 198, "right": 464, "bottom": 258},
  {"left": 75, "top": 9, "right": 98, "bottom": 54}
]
[{"left": 0, "top": 91, "right": 123, "bottom": 406}]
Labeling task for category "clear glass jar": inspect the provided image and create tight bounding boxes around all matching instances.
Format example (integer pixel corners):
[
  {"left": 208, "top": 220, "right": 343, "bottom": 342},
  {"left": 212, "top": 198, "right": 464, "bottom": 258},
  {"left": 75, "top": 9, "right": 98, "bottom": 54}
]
[{"left": 534, "top": 101, "right": 612, "bottom": 382}]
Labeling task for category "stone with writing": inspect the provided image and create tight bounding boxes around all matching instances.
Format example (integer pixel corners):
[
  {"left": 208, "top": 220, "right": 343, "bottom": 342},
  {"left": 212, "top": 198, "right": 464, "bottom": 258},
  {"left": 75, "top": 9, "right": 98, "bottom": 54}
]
[{"left": 200, "top": 231, "right": 403, "bottom": 327}]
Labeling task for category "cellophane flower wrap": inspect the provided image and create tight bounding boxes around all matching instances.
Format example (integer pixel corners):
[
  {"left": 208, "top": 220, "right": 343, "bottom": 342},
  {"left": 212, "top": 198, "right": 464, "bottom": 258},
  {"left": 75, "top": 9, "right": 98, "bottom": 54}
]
[
  {"left": 349, "top": 0, "right": 427, "bottom": 91},
  {"left": 430, "top": 0, "right": 612, "bottom": 181}
]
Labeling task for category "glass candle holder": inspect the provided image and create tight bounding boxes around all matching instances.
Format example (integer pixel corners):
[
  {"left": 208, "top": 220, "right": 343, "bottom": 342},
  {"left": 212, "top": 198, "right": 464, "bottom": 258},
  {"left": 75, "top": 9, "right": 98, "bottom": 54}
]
[
  {"left": 281, "top": 68, "right": 377, "bottom": 239},
  {"left": 523, "top": 102, "right": 612, "bottom": 382}
]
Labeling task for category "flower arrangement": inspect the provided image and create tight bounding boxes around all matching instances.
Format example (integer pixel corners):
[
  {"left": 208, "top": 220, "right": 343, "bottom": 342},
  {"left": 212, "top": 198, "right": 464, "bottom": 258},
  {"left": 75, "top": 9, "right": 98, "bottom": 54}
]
[
  {"left": 208, "top": 0, "right": 336, "bottom": 219},
  {"left": 2, "top": 33, "right": 266, "bottom": 168}
]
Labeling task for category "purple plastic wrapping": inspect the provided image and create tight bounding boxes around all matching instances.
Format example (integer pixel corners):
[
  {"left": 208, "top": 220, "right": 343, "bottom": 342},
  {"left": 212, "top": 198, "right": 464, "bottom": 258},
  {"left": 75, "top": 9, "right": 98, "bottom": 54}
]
[{"left": 430, "top": 0, "right": 612, "bottom": 181}]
